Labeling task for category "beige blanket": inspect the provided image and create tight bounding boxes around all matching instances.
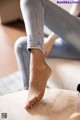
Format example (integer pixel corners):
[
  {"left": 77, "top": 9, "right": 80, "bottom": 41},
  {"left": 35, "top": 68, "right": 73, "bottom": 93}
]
[{"left": 0, "top": 89, "right": 79, "bottom": 120}]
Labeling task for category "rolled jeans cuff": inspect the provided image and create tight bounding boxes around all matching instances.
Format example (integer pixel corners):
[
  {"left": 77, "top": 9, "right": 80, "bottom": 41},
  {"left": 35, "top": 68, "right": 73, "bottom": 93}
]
[{"left": 27, "top": 44, "right": 44, "bottom": 54}]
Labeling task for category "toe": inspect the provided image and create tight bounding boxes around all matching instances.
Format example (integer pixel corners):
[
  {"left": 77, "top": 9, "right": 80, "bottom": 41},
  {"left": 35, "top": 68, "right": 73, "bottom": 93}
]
[{"left": 26, "top": 96, "right": 38, "bottom": 109}]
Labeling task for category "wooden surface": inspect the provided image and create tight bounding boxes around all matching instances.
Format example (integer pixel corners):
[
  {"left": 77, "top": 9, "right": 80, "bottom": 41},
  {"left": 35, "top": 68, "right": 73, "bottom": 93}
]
[
  {"left": 0, "top": 21, "right": 25, "bottom": 78},
  {"left": 0, "top": 89, "right": 78, "bottom": 120}
]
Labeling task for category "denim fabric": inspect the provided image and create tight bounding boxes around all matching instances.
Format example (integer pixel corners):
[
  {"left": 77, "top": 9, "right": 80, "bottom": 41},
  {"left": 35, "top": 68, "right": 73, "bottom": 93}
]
[
  {"left": 14, "top": 37, "right": 30, "bottom": 89},
  {"left": 14, "top": 36, "right": 80, "bottom": 88},
  {"left": 20, "top": 0, "right": 80, "bottom": 52},
  {"left": 48, "top": 38, "right": 80, "bottom": 59}
]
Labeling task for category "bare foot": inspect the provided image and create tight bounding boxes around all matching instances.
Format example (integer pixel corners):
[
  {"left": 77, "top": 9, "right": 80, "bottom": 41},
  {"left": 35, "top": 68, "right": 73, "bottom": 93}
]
[
  {"left": 44, "top": 33, "right": 57, "bottom": 56},
  {"left": 25, "top": 49, "right": 52, "bottom": 109}
]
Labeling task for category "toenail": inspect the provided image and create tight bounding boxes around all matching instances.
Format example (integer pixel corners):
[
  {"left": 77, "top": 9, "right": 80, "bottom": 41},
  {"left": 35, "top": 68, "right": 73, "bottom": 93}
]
[
  {"left": 25, "top": 104, "right": 31, "bottom": 109},
  {"left": 33, "top": 101, "right": 36, "bottom": 105}
]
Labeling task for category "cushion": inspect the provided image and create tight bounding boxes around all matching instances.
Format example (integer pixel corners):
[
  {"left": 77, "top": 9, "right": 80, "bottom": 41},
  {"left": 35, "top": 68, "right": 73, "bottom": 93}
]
[{"left": 0, "top": 88, "right": 79, "bottom": 120}]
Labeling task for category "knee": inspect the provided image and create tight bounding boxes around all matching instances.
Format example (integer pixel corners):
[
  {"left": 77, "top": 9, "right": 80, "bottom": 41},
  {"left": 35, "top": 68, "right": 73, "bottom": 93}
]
[{"left": 14, "top": 36, "right": 27, "bottom": 54}]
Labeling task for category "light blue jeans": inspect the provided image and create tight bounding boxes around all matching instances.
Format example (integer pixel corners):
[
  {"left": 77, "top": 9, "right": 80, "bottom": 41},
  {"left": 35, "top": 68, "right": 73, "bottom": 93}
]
[
  {"left": 20, "top": 0, "right": 80, "bottom": 52},
  {"left": 15, "top": 0, "right": 80, "bottom": 89}
]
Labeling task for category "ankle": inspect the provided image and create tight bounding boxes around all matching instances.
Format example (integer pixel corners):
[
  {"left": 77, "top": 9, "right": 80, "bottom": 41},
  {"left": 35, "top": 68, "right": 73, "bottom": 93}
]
[
  {"left": 31, "top": 49, "right": 44, "bottom": 56},
  {"left": 30, "top": 49, "right": 45, "bottom": 64},
  {"left": 30, "top": 59, "right": 47, "bottom": 71}
]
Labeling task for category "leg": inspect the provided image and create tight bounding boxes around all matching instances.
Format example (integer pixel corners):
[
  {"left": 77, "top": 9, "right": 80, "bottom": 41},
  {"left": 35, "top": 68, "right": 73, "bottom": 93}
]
[
  {"left": 20, "top": 0, "right": 80, "bottom": 109},
  {"left": 44, "top": 32, "right": 80, "bottom": 60},
  {"left": 44, "top": 0, "right": 80, "bottom": 51},
  {"left": 45, "top": 3, "right": 80, "bottom": 58},
  {"left": 48, "top": 38, "right": 80, "bottom": 60},
  {"left": 44, "top": 33, "right": 57, "bottom": 56},
  {"left": 20, "top": 0, "right": 52, "bottom": 109},
  {"left": 14, "top": 36, "right": 53, "bottom": 90},
  {"left": 27, "top": 49, "right": 52, "bottom": 108},
  {"left": 14, "top": 36, "right": 30, "bottom": 89}
]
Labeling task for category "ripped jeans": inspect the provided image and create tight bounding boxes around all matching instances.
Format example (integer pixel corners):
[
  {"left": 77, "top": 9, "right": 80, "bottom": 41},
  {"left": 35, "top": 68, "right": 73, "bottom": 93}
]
[{"left": 20, "top": 0, "right": 80, "bottom": 53}]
